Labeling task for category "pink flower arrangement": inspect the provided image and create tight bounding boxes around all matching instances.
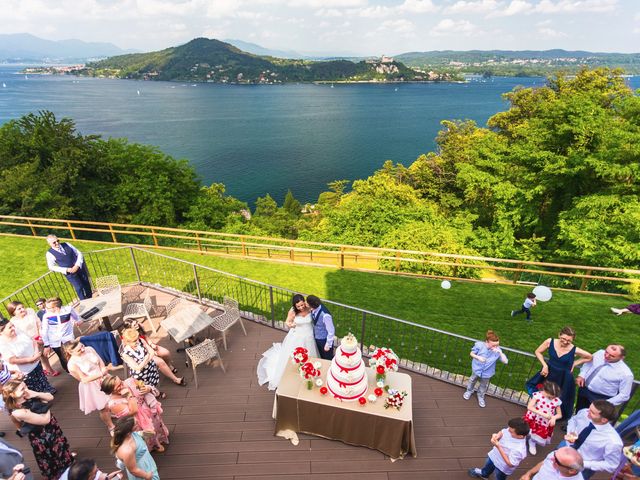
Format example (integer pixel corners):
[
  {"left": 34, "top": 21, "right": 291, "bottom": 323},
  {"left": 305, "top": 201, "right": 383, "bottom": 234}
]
[
  {"left": 291, "top": 346, "right": 309, "bottom": 365},
  {"left": 384, "top": 389, "right": 408, "bottom": 411}
]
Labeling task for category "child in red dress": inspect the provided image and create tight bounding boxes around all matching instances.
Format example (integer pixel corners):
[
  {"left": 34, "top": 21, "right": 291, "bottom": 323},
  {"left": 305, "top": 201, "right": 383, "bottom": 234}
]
[{"left": 523, "top": 380, "right": 562, "bottom": 456}]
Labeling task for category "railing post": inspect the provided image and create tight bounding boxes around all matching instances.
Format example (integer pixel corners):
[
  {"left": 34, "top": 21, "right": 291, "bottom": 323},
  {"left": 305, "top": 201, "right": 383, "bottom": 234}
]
[
  {"left": 395, "top": 252, "right": 401, "bottom": 272},
  {"left": 269, "top": 286, "right": 275, "bottom": 328},
  {"left": 129, "top": 247, "right": 141, "bottom": 282},
  {"left": 513, "top": 263, "right": 523, "bottom": 284},
  {"left": 67, "top": 221, "right": 76, "bottom": 240},
  {"left": 289, "top": 242, "right": 294, "bottom": 262},
  {"left": 580, "top": 270, "right": 592, "bottom": 291},
  {"left": 360, "top": 311, "right": 366, "bottom": 350},
  {"left": 196, "top": 233, "right": 203, "bottom": 254},
  {"left": 27, "top": 219, "right": 37, "bottom": 236},
  {"left": 241, "top": 239, "right": 247, "bottom": 257},
  {"left": 193, "top": 264, "right": 202, "bottom": 302},
  {"left": 108, "top": 224, "right": 118, "bottom": 243},
  {"left": 150, "top": 228, "right": 158, "bottom": 247},
  {"left": 339, "top": 247, "right": 345, "bottom": 269}
]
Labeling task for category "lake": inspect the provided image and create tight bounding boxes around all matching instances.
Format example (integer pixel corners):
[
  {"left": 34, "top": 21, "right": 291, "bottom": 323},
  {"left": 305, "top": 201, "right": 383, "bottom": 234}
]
[{"left": 1, "top": 67, "right": 637, "bottom": 204}]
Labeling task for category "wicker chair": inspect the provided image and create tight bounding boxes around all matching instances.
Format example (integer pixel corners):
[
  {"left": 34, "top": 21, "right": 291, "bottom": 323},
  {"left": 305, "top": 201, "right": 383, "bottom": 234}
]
[
  {"left": 185, "top": 338, "right": 225, "bottom": 388},
  {"left": 94, "top": 275, "right": 121, "bottom": 296},
  {"left": 211, "top": 297, "right": 247, "bottom": 351},
  {"left": 123, "top": 289, "right": 157, "bottom": 332}
]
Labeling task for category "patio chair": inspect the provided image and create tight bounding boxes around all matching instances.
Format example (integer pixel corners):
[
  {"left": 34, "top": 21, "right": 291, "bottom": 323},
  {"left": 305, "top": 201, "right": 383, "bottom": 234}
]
[
  {"left": 122, "top": 284, "right": 146, "bottom": 304},
  {"left": 164, "top": 297, "right": 186, "bottom": 316},
  {"left": 211, "top": 297, "right": 247, "bottom": 351},
  {"left": 95, "top": 275, "right": 120, "bottom": 295},
  {"left": 185, "top": 338, "right": 225, "bottom": 389},
  {"left": 123, "top": 289, "right": 157, "bottom": 332}
]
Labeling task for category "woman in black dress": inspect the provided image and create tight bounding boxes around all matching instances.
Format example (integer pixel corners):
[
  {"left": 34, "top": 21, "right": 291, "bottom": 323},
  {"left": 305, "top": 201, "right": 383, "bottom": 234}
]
[
  {"left": 526, "top": 326, "right": 592, "bottom": 421},
  {"left": 2, "top": 379, "right": 73, "bottom": 480}
]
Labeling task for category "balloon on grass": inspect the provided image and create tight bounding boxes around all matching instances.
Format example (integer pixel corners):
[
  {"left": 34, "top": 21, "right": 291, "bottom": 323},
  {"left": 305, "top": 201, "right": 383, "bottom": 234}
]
[
  {"left": 441, "top": 280, "right": 451, "bottom": 290},
  {"left": 532, "top": 285, "right": 552, "bottom": 302}
]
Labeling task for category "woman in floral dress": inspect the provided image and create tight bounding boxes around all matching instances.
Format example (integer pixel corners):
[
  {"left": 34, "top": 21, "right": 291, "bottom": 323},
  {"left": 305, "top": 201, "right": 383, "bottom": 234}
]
[{"left": 2, "top": 379, "right": 73, "bottom": 480}]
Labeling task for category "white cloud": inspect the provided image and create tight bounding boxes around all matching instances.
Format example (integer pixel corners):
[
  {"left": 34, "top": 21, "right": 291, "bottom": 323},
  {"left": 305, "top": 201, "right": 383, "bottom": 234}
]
[
  {"left": 381, "top": 18, "right": 416, "bottom": 34},
  {"left": 314, "top": 8, "right": 343, "bottom": 17},
  {"left": 398, "top": 0, "right": 438, "bottom": 14},
  {"left": 431, "top": 18, "right": 478, "bottom": 36},
  {"left": 288, "top": 0, "right": 367, "bottom": 7},
  {"left": 537, "top": 26, "right": 568, "bottom": 37},
  {"left": 535, "top": 0, "right": 617, "bottom": 13},
  {"left": 488, "top": 0, "right": 534, "bottom": 17},
  {"left": 444, "top": 0, "right": 500, "bottom": 14}
]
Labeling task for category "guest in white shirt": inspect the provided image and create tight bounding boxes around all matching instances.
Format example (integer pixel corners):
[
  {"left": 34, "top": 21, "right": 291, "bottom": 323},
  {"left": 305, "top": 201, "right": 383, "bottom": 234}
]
[
  {"left": 468, "top": 417, "right": 529, "bottom": 480},
  {"left": 575, "top": 345, "right": 633, "bottom": 412},
  {"left": 40, "top": 297, "right": 80, "bottom": 372},
  {"left": 564, "top": 400, "right": 622, "bottom": 479},
  {"left": 520, "top": 447, "right": 584, "bottom": 480},
  {"left": 45, "top": 235, "right": 93, "bottom": 300}
]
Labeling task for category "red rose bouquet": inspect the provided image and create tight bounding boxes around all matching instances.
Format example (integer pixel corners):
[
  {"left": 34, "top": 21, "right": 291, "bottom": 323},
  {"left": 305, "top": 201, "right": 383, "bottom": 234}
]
[
  {"left": 291, "top": 346, "right": 309, "bottom": 365},
  {"left": 384, "top": 389, "right": 408, "bottom": 411},
  {"left": 298, "top": 361, "right": 321, "bottom": 389},
  {"left": 368, "top": 347, "right": 399, "bottom": 383}
]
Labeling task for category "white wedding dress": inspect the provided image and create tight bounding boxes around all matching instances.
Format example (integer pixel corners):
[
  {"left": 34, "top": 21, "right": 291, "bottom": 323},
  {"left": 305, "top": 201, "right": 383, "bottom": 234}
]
[{"left": 256, "top": 313, "right": 319, "bottom": 390}]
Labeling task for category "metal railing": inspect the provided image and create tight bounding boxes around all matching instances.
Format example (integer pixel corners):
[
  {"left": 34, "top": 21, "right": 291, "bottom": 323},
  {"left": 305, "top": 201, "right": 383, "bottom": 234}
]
[
  {"left": 2, "top": 245, "right": 639, "bottom": 413},
  {"left": 1, "top": 214, "right": 639, "bottom": 295}
]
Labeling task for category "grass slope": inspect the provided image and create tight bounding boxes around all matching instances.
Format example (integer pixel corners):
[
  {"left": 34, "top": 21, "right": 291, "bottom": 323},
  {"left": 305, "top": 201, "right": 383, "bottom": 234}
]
[{"left": 1, "top": 235, "right": 636, "bottom": 373}]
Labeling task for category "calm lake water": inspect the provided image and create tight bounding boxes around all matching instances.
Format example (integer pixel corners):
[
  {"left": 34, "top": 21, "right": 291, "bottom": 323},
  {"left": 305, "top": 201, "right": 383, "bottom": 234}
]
[{"left": 1, "top": 66, "right": 637, "bottom": 204}]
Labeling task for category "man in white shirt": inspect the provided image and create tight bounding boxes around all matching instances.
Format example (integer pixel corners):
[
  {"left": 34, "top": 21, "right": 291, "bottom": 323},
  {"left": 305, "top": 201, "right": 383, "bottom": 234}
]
[
  {"left": 520, "top": 447, "right": 584, "bottom": 480},
  {"left": 575, "top": 345, "right": 633, "bottom": 412},
  {"left": 45, "top": 235, "right": 93, "bottom": 300},
  {"left": 564, "top": 400, "right": 622, "bottom": 480}
]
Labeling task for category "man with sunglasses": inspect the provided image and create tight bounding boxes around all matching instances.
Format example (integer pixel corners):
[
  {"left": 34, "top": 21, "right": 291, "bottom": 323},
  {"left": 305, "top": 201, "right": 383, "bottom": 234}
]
[
  {"left": 45, "top": 235, "right": 93, "bottom": 300},
  {"left": 520, "top": 446, "right": 584, "bottom": 480}
]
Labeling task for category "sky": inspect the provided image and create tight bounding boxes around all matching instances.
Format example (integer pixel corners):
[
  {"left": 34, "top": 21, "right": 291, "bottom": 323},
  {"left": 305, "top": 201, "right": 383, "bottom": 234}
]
[{"left": 1, "top": 0, "right": 638, "bottom": 56}]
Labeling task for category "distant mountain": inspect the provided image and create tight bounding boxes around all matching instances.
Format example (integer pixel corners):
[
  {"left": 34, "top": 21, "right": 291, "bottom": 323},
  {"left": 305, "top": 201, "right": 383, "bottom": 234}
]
[
  {"left": 82, "top": 38, "right": 436, "bottom": 83},
  {"left": 0, "top": 33, "right": 135, "bottom": 63},
  {"left": 395, "top": 49, "right": 640, "bottom": 69},
  {"left": 224, "top": 39, "right": 302, "bottom": 59}
]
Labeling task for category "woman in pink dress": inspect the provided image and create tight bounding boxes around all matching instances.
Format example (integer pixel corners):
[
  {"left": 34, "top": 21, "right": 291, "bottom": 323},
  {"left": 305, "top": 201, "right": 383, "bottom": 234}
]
[
  {"left": 101, "top": 374, "right": 169, "bottom": 452},
  {"left": 64, "top": 339, "right": 116, "bottom": 433}
]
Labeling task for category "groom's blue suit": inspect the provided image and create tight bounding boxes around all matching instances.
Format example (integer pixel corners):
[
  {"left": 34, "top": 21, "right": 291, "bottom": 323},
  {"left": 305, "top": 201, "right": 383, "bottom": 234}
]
[{"left": 312, "top": 303, "right": 335, "bottom": 360}]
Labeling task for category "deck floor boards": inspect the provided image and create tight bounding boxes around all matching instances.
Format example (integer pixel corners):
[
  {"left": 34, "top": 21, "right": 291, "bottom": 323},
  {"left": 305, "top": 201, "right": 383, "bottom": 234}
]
[{"left": 0, "top": 287, "right": 589, "bottom": 479}]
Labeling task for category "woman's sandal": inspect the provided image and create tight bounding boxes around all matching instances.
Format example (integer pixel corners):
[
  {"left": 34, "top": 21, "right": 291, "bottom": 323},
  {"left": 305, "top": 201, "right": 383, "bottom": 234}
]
[
  {"left": 174, "top": 377, "right": 187, "bottom": 386},
  {"left": 170, "top": 366, "right": 178, "bottom": 374},
  {"left": 158, "top": 391, "right": 167, "bottom": 400}
]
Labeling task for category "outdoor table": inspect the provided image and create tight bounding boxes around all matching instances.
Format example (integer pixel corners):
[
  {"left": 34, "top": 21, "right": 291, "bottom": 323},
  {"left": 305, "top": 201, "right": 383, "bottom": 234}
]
[
  {"left": 161, "top": 303, "right": 217, "bottom": 343},
  {"left": 273, "top": 359, "right": 417, "bottom": 460},
  {"left": 75, "top": 287, "right": 122, "bottom": 331}
]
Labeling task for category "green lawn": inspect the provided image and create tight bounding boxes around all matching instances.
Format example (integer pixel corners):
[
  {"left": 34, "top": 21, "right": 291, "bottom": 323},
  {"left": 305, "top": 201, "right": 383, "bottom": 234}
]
[{"left": 2, "top": 235, "right": 637, "bottom": 374}]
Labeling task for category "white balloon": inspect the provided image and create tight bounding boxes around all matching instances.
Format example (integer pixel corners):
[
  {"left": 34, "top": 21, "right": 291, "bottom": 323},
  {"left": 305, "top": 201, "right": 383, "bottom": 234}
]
[
  {"left": 441, "top": 280, "right": 451, "bottom": 290},
  {"left": 532, "top": 285, "right": 552, "bottom": 302}
]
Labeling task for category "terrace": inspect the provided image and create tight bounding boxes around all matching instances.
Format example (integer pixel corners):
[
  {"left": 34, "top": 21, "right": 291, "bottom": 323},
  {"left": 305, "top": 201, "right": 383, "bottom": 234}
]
[{"left": 1, "top": 246, "right": 636, "bottom": 479}]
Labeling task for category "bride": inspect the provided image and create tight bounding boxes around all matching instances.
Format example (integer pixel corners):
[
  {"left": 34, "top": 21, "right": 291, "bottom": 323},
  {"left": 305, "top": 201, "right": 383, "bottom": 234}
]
[{"left": 257, "top": 294, "right": 319, "bottom": 390}]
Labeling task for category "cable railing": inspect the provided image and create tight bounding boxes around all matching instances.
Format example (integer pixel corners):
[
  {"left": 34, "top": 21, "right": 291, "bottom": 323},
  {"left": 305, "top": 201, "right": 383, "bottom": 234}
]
[
  {"left": 2, "top": 214, "right": 639, "bottom": 295},
  {"left": 2, "top": 245, "right": 638, "bottom": 414}
]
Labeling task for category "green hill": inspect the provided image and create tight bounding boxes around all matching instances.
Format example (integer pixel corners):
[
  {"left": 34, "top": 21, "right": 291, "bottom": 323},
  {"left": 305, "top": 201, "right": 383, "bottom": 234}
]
[{"left": 83, "top": 38, "right": 434, "bottom": 83}]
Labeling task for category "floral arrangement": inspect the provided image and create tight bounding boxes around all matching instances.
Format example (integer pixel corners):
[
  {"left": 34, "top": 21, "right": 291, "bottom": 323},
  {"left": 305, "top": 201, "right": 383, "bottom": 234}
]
[
  {"left": 358, "top": 397, "right": 367, "bottom": 406},
  {"left": 368, "top": 346, "right": 399, "bottom": 383},
  {"left": 319, "top": 386, "right": 328, "bottom": 395},
  {"left": 291, "top": 347, "right": 309, "bottom": 365},
  {"left": 384, "top": 389, "right": 408, "bottom": 411},
  {"left": 299, "top": 361, "right": 321, "bottom": 389}
]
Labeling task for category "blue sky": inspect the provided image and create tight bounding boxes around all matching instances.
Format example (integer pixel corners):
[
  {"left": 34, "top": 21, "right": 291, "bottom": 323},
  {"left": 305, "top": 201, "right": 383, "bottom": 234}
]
[{"left": 1, "top": 0, "right": 637, "bottom": 55}]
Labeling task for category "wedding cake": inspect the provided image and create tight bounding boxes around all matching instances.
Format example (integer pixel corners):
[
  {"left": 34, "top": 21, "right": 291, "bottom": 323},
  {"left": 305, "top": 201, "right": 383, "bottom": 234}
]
[{"left": 326, "top": 333, "right": 368, "bottom": 401}]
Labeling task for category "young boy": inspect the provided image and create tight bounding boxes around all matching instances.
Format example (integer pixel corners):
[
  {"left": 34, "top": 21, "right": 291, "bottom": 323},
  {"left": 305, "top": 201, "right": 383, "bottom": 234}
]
[
  {"left": 463, "top": 330, "right": 508, "bottom": 408},
  {"left": 511, "top": 293, "right": 536, "bottom": 322},
  {"left": 468, "top": 417, "right": 530, "bottom": 480}
]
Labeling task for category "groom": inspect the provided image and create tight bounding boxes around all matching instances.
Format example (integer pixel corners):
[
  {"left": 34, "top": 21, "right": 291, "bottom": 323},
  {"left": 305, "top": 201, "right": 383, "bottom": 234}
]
[{"left": 307, "top": 295, "right": 335, "bottom": 360}]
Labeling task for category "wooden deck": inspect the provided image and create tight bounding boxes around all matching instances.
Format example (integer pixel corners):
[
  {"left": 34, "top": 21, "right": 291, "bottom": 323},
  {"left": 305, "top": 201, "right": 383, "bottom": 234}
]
[{"left": 1, "top": 288, "right": 570, "bottom": 480}]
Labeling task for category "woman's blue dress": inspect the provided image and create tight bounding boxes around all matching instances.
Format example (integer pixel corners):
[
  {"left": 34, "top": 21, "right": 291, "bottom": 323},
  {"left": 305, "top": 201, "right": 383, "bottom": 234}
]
[{"left": 526, "top": 339, "right": 576, "bottom": 421}]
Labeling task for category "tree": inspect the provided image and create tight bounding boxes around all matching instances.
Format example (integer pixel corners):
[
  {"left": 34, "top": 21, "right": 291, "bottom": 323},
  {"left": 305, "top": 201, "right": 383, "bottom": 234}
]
[{"left": 282, "top": 190, "right": 302, "bottom": 217}]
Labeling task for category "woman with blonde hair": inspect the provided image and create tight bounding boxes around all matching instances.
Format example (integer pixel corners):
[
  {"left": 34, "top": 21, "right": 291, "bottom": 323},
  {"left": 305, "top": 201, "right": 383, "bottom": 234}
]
[
  {"left": 64, "top": 339, "right": 116, "bottom": 434},
  {"left": 101, "top": 374, "right": 169, "bottom": 453},
  {"left": 120, "top": 328, "right": 184, "bottom": 389},
  {"left": 111, "top": 416, "right": 159, "bottom": 480},
  {"left": 2, "top": 379, "right": 73, "bottom": 480},
  {"left": 6, "top": 301, "right": 57, "bottom": 376}
]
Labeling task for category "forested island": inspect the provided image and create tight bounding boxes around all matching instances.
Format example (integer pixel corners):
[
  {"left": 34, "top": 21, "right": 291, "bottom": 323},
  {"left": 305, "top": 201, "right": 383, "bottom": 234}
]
[
  {"left": 25, "top": 38, "right": 459, "bottom": 84},
  {"left": 1, "top": 68, "right": 638, "bottom": 297}
]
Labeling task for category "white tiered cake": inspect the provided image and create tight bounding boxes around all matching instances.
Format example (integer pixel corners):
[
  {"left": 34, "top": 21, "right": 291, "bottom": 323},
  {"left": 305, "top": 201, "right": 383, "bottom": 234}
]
[{"left": 326, "top": 333, "right": 368, "bottom": 401}]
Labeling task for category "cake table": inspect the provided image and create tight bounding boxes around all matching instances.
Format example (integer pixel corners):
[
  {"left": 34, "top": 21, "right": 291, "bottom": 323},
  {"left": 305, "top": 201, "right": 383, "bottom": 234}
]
[{"left": 273, "top": 358, "right": 417, "bottom": 460}]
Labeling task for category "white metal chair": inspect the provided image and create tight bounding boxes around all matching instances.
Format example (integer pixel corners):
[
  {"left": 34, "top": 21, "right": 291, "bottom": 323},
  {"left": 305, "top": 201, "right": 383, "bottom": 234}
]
[
  {"left": 164, "top": 297, "right": 186, "bottom": 317},
  {"left": 211, "top": 296, "right": 247, "bottom": 351},
  {"left": 185, "top": 338, "right": 225, "bottom": 389},
  {"left": 123, "top": 289, "right": 157, "bottom": 332},
  {"left": 123, "top": 284, "right": 145, "bottom": 304},
  {"left": 95, "top": 275, "right": 120, "bottom": 295}
]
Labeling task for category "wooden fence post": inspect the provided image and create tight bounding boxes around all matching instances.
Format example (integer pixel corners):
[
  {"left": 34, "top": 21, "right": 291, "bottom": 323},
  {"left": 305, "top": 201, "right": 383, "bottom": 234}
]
[
  {"left": 108, "top": 224, "right": 118, "bottom": 243},
  {"left": 580, "top": 270, "right": 592, "bottom": 291},
  {"left": 67, "top": 221, "right": 76, "bottom": 240}
]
